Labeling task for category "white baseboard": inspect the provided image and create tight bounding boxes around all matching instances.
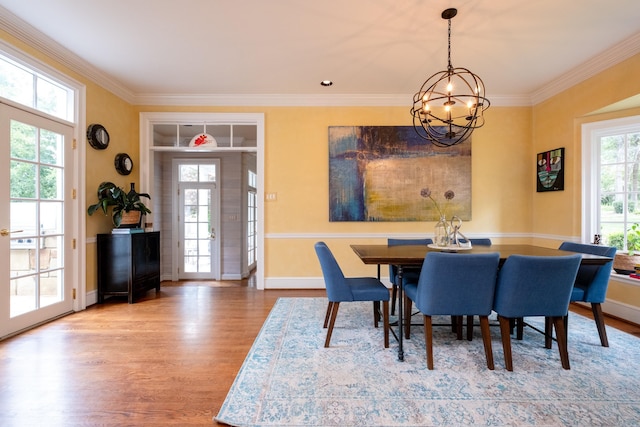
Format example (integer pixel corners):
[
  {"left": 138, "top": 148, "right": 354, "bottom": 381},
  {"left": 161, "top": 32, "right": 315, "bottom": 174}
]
[
  {"left": 86, "top": 289, "right": 97, "bottom": 306},
  {"left": 575, "top": 299, "right": 640, "bottom": 325}
]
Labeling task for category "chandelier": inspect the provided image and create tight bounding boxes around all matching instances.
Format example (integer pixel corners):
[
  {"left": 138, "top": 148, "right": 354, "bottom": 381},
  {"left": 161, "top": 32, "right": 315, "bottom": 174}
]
[{"left": 411, "top": 8, "right": 490, "bottom": 148}]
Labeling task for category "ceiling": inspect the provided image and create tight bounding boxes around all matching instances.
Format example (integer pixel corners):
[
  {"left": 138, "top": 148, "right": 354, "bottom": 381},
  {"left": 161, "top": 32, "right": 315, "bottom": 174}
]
[{"left": 0, "top": 0, "right": 639, "bottom": 106}]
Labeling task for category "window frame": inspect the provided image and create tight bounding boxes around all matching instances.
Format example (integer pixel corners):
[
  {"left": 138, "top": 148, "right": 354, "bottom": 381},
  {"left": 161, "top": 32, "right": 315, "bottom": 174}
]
[{"left": 582, "top": 115, "right": 640, "bottom": 249}]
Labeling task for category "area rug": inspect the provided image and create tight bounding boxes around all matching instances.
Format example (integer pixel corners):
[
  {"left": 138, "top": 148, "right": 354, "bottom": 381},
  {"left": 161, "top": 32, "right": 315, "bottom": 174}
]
[{"left": 215, "top": 298, "right": 640, "bottom": 426}]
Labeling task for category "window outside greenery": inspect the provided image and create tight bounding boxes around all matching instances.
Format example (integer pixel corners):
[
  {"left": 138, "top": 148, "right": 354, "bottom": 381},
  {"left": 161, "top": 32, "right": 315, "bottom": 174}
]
[{"left": 600, "top": 130, "right": 640, "bottom": 251}]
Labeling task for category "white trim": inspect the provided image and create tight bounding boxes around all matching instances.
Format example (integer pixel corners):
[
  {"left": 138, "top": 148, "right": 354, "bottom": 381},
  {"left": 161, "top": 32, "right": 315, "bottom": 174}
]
[
  {"left": 575, "top": 298, "right": 640, "bottom": 326},
  {"left": 0, "top": 41, "right": 87, "bottom": 316},
  {"left": 581, "top": 115, "right": 640, "bottom": 244},
  {"left": 133, "top": 93, "right": 533, "bottom": 108},
  {"left": 139, "top": 112, "right": 265, "bottom": 290},
  {"left": 531, "top": 31, "right": 640, "bottom": 105}
]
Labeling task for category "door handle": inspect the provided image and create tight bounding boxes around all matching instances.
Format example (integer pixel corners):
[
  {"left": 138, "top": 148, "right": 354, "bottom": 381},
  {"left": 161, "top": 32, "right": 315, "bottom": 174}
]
[
  {"left": 0, "top": 229, "right": 23, "bottom": 237},
  {"left": 210, "top": 228, "right": 216, "bottom": 240}
]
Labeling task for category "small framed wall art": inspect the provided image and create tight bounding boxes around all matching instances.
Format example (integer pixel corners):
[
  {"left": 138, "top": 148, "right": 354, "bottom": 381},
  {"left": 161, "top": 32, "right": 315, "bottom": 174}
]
[{"left": 536, "top": 147, "right": 564, "bottom": 192}]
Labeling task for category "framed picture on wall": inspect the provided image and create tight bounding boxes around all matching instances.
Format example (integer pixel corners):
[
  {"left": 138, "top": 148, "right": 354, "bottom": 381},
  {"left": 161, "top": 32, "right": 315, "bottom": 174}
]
[{"left": 537, "top": 147, "right": 564, "bottom": 192}]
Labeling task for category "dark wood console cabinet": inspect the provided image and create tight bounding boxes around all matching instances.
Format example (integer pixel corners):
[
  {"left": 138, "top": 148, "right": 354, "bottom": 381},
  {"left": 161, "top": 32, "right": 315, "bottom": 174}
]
[{"left": 97, "top": 231, "right": 160, "bottom": 303}]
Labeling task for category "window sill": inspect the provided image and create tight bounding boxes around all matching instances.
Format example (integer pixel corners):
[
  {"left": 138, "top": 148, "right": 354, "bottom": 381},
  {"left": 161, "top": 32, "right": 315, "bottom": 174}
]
[{"left": 611, "top": 273, "right": 640, "bottom": 286}]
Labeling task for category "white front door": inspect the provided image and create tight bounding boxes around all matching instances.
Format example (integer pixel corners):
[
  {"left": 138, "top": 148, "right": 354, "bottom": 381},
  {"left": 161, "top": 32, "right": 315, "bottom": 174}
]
[
  {"left": 0, "top": 103, "right": 74, "bottom": 339},
  {"left": 176, "top": 159, "right": 220, "bottom": 280}
]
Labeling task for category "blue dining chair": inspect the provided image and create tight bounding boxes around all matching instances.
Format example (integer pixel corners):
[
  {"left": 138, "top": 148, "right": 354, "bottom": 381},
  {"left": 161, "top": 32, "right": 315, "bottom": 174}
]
[
  {"left": 558, "top": 242, "right": 616, "bottom": 347},
  {"left": 493, "top": 254, "right": 582, "bottom": 371},
  {"left": 458, "top": 238, "right": 492, "bottom": 339},
  {"left": 314, "top": 242, "right": 390, "bottom": 348},
  {"left": 458, "top": 238, "right": 492, "bottom": 246},
  {"left": 403, "top": 251, "right": 501, "bottom": 370},
  {"left": 387, "top": 238, "right": 432, "bottom": 315}
]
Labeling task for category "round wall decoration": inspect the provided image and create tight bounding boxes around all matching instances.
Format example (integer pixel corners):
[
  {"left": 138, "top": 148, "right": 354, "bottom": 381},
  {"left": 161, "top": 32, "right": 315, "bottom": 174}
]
[
  {"left": 114, "top": 153, "right": 133, "bottom": 175},
  {"left": 87, "top": 124, "right": 110, "bottom": 150},
  {"left": 189, "top": 133, "right": 217, "bottom": 147}
]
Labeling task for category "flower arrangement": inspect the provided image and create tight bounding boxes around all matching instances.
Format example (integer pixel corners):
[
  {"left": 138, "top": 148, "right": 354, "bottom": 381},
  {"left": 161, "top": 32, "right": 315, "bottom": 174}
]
[{"left": 420, "top": 187, "right": 455, "bottom": 219}]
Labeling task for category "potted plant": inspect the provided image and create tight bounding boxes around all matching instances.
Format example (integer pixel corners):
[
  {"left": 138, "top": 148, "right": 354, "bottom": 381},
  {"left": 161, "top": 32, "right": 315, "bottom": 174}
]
[
  {"left": 613, "top": 223, "right": 640, "bottom": 274},
  {"left": 87, "top": 182, "right": 151, "bottom": 228}
]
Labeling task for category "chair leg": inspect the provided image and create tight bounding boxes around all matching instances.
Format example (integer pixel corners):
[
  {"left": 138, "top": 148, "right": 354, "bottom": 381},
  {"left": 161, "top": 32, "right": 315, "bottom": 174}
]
[
  {"left": 383, "top": 300, "right": 390, "bottom": 348},
  {"left": 424, "top": 315, "right": 434, "bottom": 370},
  {"left": 404, "top": 295, "right": 412, "bottom": 339},
  {"left": 323, "top": 301, "right": 333, "bottom": 328},
  {"left": 455, "top": 316, "right": 463, "bottom": 340},
  {"left": 591, "top": 303, "right": 609, "bottom": 347},
  {"left": 466, "top": 315, "right": 474, "bottom": 341},
  {"left": 324, "top": 302, "right": 340, "bottom": 348},
  {"left": 390, "top": 284, "right": 398, "bottom": 316},
  {"left": 552, "top": 316, "right": 570, "bottom": 369},
  {"left": 480, "top": 315, "right": 494, "bottom": 370},
  {"left": 373, "top": 301, "right": 380, "bottom": 328},
  {"left": 516, "top": 317, "right": 524, "bottom": 340},
  {"left": 544, "top": 317, "right": 553, "bottom": 349},
  {"left": 498, "top": 316, "right": 513, "bottom": 371}
]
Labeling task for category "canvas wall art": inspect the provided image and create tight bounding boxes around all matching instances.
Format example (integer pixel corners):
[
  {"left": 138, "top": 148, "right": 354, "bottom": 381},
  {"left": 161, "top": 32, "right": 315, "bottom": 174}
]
[
  {"left": 536, "top": 147, "right": 564, "bottom": 192},
  {"left": 329, "top": 126, "right": 472, "bottom": 222}
]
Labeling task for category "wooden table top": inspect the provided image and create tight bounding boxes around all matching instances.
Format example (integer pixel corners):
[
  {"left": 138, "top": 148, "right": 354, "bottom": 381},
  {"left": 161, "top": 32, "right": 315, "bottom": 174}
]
[{"left": 350, "top": 244, "right": 613, "bottom": 266}]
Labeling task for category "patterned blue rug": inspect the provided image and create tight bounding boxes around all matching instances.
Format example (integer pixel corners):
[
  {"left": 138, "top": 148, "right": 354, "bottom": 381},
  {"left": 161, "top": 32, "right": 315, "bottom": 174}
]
[{"left": 215, "top": 297, "right": 640, "bottom": 426}]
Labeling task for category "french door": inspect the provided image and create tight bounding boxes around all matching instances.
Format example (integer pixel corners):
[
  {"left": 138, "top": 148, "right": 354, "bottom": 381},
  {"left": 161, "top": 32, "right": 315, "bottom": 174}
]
[
  {"left": 176, "top": 159, "right": 220, "bottom": 280},
  {"left": 0, "top": 103, "right": 74, "bottom": 339}
]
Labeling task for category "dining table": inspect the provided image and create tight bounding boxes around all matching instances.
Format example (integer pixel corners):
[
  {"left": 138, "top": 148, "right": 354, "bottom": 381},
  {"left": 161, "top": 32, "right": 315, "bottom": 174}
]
[{"left": 350, "top": 243, "right": 614, "bottom": 361}]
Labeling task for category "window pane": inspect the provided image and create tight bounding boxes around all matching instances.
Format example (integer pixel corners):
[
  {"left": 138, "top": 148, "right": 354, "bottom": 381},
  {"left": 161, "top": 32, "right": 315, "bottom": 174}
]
[
  {"left": 0, "top": 58, "right": 33, "bottom": 107},
  {"left": 37, "top": 78, "right": 70, "bottom": 120},
  {"left": 40, "top": 165, "right": 62, "bottom": 200},
  {"left": 180, "top": 165, "right": 198, "bottom": 182},
  {"left": 41, "top": 201, "right": 63, "bottom": 235},
  {"left": 10, "top": 121, "right": 37, "bottom": 161},
  {"left": 184, "top": 189, "right": 197, "bottom": 205},
  {"left": 40, "top": 129, "right": 63, "bottom": 166},
  {"left": 184, "top": 205, "right": 197, "bottom": 221},
  {"left": 199, "top": 165, "right": 216, "bottom": 182},
  {"left": 11, "top": 161, "right": 36, "bottom": 199}
]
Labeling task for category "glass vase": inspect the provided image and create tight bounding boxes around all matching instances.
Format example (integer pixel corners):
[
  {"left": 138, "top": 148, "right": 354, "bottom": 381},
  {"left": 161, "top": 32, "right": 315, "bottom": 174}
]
[{"left": 434, "top": 215, "right": 450, "bottom": 247}]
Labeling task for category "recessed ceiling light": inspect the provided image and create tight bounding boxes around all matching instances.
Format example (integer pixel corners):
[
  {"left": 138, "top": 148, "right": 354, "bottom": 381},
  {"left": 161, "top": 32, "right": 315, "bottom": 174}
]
[{"left": 320, "top": 80, "right": 333, "bottom": 87}]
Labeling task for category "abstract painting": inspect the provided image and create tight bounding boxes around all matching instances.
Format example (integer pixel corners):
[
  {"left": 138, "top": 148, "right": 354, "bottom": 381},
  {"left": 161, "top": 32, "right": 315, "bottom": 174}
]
[
  {"left": 329, "top": 126, "right": 472, "bottom": 222},
  {"left": 536, "top": 147, "right": 564, "bottom": 192}
]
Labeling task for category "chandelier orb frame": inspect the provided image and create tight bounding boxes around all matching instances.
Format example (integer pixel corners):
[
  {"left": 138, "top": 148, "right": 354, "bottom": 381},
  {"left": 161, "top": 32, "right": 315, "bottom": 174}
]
[{"left": 411, "top": 8, "right": 490, "bottom": 148}]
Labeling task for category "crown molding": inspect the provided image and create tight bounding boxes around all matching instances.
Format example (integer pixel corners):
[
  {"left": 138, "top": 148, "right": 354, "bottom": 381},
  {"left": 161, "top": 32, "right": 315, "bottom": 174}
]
[
  {"left": 531, "top": 30, "right": 640, "bottom": 105},
  {"left": 133, "top": 92, "right": 532, "bottom": 107},
  {"left": 0, "top": 6, "right": 136, "bottom": 104}
]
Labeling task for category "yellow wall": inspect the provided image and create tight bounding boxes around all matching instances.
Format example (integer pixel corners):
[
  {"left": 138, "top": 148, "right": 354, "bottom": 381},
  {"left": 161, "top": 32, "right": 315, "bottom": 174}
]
[
  {"left": 2, "top": 29, "right": 640, "bottom": 311},
  {"left": 533, "top": 52, "right": 640, "bottom": 310}
]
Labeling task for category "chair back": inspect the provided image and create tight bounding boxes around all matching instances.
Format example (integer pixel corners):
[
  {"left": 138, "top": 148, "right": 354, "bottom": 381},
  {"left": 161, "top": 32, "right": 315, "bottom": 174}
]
[
  {"left": 388, "top": 238, "right": 433, "bottom": 246},
  {"left": 414, "top": 252, "right": 500, "bottom": 315},
  {"left": 468, "top": 238, "right": 492, "bottom": 246},
  {"left": 558, "top": 242, "right": 616, "bottom": 303},
  {"left": 314, "top": 242, "right": 353, "bottom": 302},
  {"left": 387, "top": 238, "right": 432, "bottom": 284},
  {"left": 494, "top": 254, "right": 582, "bottom": 318}
]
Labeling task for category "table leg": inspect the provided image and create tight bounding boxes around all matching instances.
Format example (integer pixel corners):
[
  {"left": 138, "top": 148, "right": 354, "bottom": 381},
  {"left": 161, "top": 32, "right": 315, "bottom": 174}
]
[{"left": 397, "top": 265, "right": 405, "bottom": 361}]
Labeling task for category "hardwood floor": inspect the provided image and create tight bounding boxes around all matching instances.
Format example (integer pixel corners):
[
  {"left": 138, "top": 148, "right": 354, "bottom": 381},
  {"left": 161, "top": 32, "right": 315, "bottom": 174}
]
[{"left": 0, "top": 280, "right": 638, "bottom": 426}]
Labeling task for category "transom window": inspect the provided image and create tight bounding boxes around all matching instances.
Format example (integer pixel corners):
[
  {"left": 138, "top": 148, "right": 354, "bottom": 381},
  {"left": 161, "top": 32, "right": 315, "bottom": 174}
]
[{"left": 0, "top": 54, "right": 74, "bottom": 122}]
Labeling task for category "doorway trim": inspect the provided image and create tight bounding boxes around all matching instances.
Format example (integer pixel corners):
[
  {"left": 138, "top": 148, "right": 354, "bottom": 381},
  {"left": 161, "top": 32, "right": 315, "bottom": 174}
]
[{"left": 139, "top": 112, "right": 265, "bottom": 290}]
